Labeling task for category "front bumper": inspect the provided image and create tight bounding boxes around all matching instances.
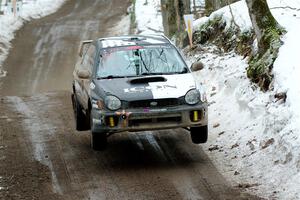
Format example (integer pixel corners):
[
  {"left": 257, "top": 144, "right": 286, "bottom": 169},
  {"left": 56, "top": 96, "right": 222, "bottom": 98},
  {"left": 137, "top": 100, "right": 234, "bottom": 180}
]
[{"left": 91, "top": 103, "right": 208, "bottom": 133}]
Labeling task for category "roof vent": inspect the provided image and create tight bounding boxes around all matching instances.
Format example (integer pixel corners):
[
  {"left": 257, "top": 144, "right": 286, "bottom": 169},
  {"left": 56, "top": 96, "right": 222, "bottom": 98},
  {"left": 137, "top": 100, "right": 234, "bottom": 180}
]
[{"left": 125, "top": 37, "right": 146, "bottom": 41}]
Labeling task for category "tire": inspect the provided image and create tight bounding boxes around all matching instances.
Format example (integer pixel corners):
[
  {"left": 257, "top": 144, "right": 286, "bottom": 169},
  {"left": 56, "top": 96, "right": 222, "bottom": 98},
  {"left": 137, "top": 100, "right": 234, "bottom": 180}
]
[
  {"left": 72, "top": 94, "right": 88, "bottom": 131},
  {"left": 190, "top": 125, "right": 208, "bottom": 144},
  {"left": 91, "top": 132, "right": 107, "bottom": 151}
]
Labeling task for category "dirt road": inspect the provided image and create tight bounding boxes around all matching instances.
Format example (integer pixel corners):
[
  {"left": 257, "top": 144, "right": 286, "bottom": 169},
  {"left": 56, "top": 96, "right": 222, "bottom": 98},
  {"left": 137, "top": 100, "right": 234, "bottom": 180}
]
[{"left": 0, "top": 1, "right": 262, "bottom": 199}]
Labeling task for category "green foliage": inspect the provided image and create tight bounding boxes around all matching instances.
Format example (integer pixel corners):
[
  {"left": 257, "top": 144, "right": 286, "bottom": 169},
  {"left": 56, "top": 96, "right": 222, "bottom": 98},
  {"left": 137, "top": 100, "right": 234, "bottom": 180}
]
[
  {"left": 193, "top": 20, "right": 275, "bottom": 91},
  {"left": 192, "top": 12, "right": 285, "bottom": 91},
  {"left": 247, "top": 26, "right": 284, "bottom": 91},
  {"left": 194, "top": 15, "right": 225, "bottom": 44},
  {"left": 204, "top": 0, "right": 216, "bottom": 16},
  {"left": 236, "top": 31, "right": 254, "bottom": 56},
  {"left": 194, "top": 15, "right": 253, "bottom": 56}
]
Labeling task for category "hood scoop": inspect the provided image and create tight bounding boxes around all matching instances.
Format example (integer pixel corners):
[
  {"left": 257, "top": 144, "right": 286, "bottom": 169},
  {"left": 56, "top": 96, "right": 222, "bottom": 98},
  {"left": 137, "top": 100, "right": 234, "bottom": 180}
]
[{"left": 130, "top": 76, "right": 167, "bottom": 84}]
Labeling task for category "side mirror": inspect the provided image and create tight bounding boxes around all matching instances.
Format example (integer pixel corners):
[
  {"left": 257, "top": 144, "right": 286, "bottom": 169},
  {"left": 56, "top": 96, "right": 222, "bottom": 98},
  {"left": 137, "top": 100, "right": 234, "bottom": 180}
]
[
  {"left": 77, "top": 69, "right": 91, "bottom": 79},
  {"left": 191, "top": 61, "right": 204, "bottom": 72},
  {"left": 78, "top": 40, "right": 93, "bottom": 57}
]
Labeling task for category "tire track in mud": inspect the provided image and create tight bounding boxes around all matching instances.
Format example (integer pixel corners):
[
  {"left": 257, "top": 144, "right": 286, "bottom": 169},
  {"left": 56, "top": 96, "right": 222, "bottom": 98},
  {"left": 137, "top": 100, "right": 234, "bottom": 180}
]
[
  {"left": 7, "top": 95, "right": 63, "bottom": 194},
  {"left": 1, "top": 92, "right": 263, "bottom": 199},
  {"left": 0, "top": 96, "right": 62, "bottom": 200}
]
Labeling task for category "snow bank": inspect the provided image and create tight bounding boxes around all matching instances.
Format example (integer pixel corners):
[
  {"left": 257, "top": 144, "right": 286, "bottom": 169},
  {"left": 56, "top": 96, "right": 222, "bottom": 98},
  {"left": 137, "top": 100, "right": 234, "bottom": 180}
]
[
  {"left": 193, "top": 0, "right": 252, "bottom": 32},
  {"left": 187, "top": 46, "right": 296, "bottom": 199},
  {"left": 189, "top": 0, "right": 300, "bottom": 199},
  {"left": 135, "top": 0, "right": 163, "bottom": 35},
  {"left": 0, "top": 0, "right": 66, "bottom": 78}
]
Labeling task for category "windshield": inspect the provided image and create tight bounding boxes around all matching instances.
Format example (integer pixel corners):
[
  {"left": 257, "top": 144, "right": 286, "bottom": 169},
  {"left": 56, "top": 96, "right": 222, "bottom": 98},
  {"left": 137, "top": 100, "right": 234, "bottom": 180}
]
[{"left": 97, "top": 45, "right": 188, "bottom": 78}]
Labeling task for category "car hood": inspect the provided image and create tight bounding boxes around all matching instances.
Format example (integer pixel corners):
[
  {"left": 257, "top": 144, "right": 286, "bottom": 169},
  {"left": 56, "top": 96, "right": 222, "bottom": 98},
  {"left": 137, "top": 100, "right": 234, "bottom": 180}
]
[{"left": 93, "top": 73, "right": 197, "bottom": 101}]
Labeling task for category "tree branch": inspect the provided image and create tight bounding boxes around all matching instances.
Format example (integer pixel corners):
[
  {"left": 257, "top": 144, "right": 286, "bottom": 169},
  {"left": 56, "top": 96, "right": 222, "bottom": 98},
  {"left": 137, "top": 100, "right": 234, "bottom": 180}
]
[
  {"left": 227, "top": 0, "right": 241, "bottom": 32},
  {"left": 270, "top": 6, "right": 300, "bottom": 11}
]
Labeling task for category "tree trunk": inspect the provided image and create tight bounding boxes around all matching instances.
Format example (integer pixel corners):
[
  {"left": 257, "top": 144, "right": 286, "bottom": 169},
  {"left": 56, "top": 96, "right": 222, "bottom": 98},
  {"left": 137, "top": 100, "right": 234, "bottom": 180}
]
[
  {"left": 161, "top": 0, "right": 177, "bottom": 37},
  {"left": 161, "top": 0, "right": 190, "bottom": 38},
  {"left": 245, "top": 0, "right": 282, "bottom": 54},
  {"left": 205, "top": 0, "right": 239, "bottom": 15},
  {"left": 245, "top": 0, "right": 284, "bottom": 91}
]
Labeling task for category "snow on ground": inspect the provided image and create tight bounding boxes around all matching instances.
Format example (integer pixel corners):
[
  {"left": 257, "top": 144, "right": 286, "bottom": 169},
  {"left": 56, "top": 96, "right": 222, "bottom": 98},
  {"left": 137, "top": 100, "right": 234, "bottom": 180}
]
[
  {"left": 193, "top": 0, "right": 252, "bottom": 32},
  {"left": 189, "top": 0, "right": 300, "bottom": 199},
  {"left": 135, "top": 0, "right": 300, "bottom": 199},
  {"left": 108, "top": 14, "right": 131, "bottom": 36},
  {"left": 135, "top": 0, "right": 163, "bottom": 35},
  {"left": 187, "top": 45, "right": 296, "bottom": 199},
  {"left": 0, "top": 0, "right": 66, "bottom": 78},
  {"left": 190, "top": 0, "right": 205, "bottom": 11}
]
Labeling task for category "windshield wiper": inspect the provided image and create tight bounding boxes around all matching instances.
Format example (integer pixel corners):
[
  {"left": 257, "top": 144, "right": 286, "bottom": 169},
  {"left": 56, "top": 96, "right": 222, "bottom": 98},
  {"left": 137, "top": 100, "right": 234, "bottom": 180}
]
[
  {"left": 140, "top": 69, "right": 187, "bottom": 76},
  {"left": 140, "top": 72, "right": 164, "bottom": 76}
]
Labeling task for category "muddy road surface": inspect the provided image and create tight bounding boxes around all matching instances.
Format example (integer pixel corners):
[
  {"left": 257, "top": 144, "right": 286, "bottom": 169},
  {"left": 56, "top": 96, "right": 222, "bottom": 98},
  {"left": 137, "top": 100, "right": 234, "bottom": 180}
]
[{"left": 0, "top": 1, "right": 262, "bottom": 199}]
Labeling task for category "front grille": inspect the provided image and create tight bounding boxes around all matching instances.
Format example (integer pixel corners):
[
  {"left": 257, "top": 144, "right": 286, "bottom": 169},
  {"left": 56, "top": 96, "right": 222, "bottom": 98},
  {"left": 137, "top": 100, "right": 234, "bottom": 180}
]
[{"left": 129, "top": 98, "right": 179, "bottom": 108}]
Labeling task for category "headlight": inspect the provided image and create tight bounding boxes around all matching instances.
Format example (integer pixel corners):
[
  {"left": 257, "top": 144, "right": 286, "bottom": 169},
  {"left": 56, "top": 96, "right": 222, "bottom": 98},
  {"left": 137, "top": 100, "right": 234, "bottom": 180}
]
[
  {"left": 105, "top": 96, "right": 121, "bottom": 110},
  {"left": 185, "top": 89, "right": 200, "bottom": 105}
]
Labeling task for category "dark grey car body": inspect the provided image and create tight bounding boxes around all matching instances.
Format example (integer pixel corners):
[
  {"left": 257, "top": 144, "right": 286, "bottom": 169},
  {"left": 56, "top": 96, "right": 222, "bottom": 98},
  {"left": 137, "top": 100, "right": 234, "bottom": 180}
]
[{"left": 72, "top": 35, "right": 208, "bottom": 150}]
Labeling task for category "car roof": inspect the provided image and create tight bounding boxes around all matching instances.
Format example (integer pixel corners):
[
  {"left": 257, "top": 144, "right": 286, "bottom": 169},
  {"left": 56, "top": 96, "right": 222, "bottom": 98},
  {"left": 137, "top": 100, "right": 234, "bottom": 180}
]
[{"left": 96, "top": 35, "right": 171, "bottom": 49}]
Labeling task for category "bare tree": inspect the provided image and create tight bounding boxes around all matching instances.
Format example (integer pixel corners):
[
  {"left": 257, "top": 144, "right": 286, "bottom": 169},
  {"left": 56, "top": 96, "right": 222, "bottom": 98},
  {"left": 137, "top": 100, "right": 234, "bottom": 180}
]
[
  {"left": 205, "top": 0, "right": 239, "bottom": 15},
  {"left": 161, "top": 0, "right": 190, "bottom": 37}
]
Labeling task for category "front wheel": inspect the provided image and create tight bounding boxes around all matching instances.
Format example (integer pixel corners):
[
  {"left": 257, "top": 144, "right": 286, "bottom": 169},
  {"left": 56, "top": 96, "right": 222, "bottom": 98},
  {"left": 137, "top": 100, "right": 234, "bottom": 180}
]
[
  {"left": 72, "top": 94, "right": 88, "bottom": 131},
  {"left": 91, "top": 132, "right": 107, "bottom": 151},
  {"left": 190, "top": 125, "right": 208, "bottom": 144}
]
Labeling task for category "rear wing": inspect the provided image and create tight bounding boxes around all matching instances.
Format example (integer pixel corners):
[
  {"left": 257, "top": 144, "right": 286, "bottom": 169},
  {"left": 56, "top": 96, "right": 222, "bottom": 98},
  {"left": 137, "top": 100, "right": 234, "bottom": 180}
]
[{"left": 78, "top": 40, "right": 93, "bottom": 57}]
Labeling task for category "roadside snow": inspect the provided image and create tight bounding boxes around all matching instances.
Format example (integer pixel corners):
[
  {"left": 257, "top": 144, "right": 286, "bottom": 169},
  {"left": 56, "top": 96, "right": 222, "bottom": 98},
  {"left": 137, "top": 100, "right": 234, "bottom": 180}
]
[
  {"left": 135, "top": 0, "right": 300, "bottom": 199},
  {"left": 193, "top": 1, "right": 252, "bottom": 32},
  {"left": 189, "top": 0, "right": 300, "bottom": 199},
  {"left": 135, "top": 0, "right": 163, "bottom": 35},
  {"left": 186, "top": 46, "right": 296, "bottom": 199},
  {"left": 0, "top": 0, "right": 66, "bottom": 78}
]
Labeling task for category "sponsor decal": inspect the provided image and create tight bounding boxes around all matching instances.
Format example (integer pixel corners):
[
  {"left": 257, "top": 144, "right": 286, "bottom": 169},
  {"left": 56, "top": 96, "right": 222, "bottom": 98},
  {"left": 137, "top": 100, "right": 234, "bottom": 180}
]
[
  {"left": 149, "top": 74, "right": 195, "bottom": 99},
  {"left": 124, "top": 85, "right": 177, "bottom": 94},
  {"left": 124, "top": 86, "right": 151, "bottom": 93}
]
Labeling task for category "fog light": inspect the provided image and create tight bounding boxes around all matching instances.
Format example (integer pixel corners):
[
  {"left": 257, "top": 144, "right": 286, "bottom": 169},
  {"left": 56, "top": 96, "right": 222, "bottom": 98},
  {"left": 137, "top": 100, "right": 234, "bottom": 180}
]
[
  {"left": 190, "top": 111, "right": 201, "bottom": 122},
  {"left": 109, "top": 116, "right": 115, "bottom": 127},
  {"left": 194, "top": 111, "right": 199, "bottom": 122}
]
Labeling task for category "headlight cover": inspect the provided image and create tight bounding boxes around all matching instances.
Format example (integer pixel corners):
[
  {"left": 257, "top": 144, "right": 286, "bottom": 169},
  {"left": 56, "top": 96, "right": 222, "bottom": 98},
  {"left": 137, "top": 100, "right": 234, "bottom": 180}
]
[
  {"left": 105, "top": 96, "right": 121, "bottom": 110},
  {"left": 185, "top": 89, "right": 200, "bottom": 105}
]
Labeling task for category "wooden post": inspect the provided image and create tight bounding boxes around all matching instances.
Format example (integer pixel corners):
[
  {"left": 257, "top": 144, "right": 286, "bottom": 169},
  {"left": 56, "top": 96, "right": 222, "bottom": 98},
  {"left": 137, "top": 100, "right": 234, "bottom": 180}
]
[
  {"left": 12, "top": 0, "right": 16, "bottom": 16},
  {"left": 0, "top": 0, "right": 2, "bottom": 13},
  {"left": 184, "top": 14, "right": 193, "bottom": 48}
]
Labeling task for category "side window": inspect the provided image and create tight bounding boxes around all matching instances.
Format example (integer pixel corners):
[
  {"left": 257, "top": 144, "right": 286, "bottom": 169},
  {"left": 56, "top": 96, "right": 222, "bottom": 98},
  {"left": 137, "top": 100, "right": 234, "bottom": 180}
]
[{"left": 82, "top": 45, "right": 96, "bottom": 73}]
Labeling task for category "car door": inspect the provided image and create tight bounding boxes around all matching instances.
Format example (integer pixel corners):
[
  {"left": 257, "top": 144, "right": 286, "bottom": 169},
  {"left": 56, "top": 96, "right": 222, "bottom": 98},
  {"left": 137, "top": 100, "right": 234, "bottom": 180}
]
[
  {"left": 81, "top": 44, "right": 96, "bottom": 110},
  {"left": 74, "top": 42, "right": 91, "bottom": 109}
]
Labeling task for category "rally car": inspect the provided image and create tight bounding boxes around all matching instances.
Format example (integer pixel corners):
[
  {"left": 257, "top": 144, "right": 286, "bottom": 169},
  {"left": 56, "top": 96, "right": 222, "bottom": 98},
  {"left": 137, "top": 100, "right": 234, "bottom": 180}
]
[{"left": 72, "top": 35, "right": 208, "bottom": 150}]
